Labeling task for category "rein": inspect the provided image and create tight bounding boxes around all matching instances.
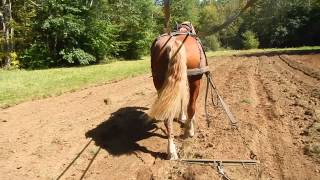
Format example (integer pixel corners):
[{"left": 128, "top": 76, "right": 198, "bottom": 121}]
[{"left": 169, "top": 33, "right": 190, "bottom": 61}]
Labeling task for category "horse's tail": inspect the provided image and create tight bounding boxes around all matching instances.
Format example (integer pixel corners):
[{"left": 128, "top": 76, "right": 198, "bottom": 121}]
[{"left": 149, "top": 39, "right": 189, "bottom": 121}]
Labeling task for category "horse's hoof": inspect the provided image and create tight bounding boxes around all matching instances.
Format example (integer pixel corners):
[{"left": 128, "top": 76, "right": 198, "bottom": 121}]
[
  {"left": 184, "top": 130, "right": 195, "bottom": 138},
  {"left": 184, "top": 117, "right": 195, "bottom": 138}
]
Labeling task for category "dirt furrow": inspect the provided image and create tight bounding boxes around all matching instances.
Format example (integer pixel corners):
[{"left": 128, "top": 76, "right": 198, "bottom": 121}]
[
  {"left": 256, "top": 55, "right": 319, "bottom": 179},
  {"left": 279, "top": 55, "right": 320, "bottom": 80}
]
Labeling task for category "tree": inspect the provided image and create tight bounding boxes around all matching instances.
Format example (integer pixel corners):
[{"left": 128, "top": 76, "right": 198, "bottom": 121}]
[
  {"left": 242, "top": 30, "right": 259, "bottom": 49},
  {"left": 239, "top": 0, "right": 320, "bottom": 47},
  {"left": 1, "top": 0, "right": 13, "bottom": 68},
  {"left": 207, "top": 0, "right": 259, "bottom": 35},
  {"left": 170, "top": 0, "right": 200, "bottom": 27},
  {"left": 108, "top": 0, "right": 156, "bottom": 59}
]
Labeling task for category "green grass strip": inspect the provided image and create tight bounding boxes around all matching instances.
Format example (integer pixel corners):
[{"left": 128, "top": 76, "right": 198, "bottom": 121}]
[{"left": 0, "top": 58, "right": 150, "bottom": 108}]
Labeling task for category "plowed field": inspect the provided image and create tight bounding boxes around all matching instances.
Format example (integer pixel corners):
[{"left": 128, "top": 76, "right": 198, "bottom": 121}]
[{"left": 1, "top": 53, "right": 320, "bottom": 180}]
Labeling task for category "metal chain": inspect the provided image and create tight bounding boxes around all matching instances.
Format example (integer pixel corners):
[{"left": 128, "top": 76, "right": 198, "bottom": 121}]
[
  {"left": 205, "top": 72, "right": 257, "bottom": 160},
  {"left": 217, "top": 162, "right": 232, "bottom": 180}
]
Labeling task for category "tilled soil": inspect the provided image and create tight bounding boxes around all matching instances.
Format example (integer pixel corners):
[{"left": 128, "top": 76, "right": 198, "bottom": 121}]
[{"left": 0, "top": 54, "right": 319, "bottom": 180}]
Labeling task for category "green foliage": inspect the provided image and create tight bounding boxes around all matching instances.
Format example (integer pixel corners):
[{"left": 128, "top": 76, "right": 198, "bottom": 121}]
[
  {"left": 108, "top": 0, "right": 157, "bottom": 59},
  {"left": 83, "top": 2, "right": 120, "bottom": 60},
  {"left": 3, "top": 0, "right": 320, "bottom": 69},
  {"left": 203, "top": 35, "right": 220, "bottom": 51},
  {"left": 18, "top": 0, "right": 157, "bottom": 67},
  {"left": 198, "top": 3, "right": 222, "bottom": 34},
  {"left": 21, "top": 44, "right": 52, "bottom": 69},
  {"left": 170, "top": 0, "right": 200, "bottom": 27},
  {"left": 60, "top": 49, "right": 96, "bottom": 65},
  {"left": 242, "top": 30, "right": 259, "bottom": 49},
  {"left": 239, "top": 0, "right": 320, "bottom": 48},
  {"left": 199, "top": 0, "right": 320, "bottom": 49},
  {"left": 0, "top": 52, "right": 20, "bottom": 69},
  {"left": 10, "top": 1, "right": 36, "bottom": 52},
  {"left": 9, "top": 52, "right": 19, "bottom": 69},
  {"left": 20, "top": 0, "right": 94, "bottom": 68}
]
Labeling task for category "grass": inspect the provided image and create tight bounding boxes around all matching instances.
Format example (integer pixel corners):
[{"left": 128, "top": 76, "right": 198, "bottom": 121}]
[
  {"left": 240, "top": 99, "right": 252, "bottom": 104},
  {"left": 0, "top": 58, "right": 150, "bottom": 108},
  {"left": 1, "top": 46, "right": 319, "bottom": 108}
]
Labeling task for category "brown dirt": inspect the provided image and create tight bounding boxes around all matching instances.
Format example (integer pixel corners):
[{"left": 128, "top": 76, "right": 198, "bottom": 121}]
[{"left": 1, "top": 54, "right": 320, "bottom": 180}]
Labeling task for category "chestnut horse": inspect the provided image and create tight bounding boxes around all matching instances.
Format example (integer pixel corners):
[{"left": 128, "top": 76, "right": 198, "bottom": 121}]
[{"left": 148, "top": 22, "right": 208, "bottom": 160}]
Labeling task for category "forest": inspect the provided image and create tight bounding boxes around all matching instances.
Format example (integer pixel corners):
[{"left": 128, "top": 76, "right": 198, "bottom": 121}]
[{"left": 1, "top": 0, "right": 319, "bottom": 69}]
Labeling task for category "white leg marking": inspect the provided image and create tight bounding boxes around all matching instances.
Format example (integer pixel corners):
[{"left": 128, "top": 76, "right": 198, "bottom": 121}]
[
  {"left": 185, "top": 115, "right": 195, "bottom": 138},
  {"left": 165, "top": 118, "right": 178, "bottom": 160},
  {"left": 167, "top": 138, "right": 178, "bottom": 160},
  {"left": 179, "top": 111, "right": 187, "bottom": 123}
]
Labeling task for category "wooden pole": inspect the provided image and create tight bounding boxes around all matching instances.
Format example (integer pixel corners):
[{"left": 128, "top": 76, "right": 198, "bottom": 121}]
[{"left": 163, "top": 0, "right": 170, "bottom": 33}]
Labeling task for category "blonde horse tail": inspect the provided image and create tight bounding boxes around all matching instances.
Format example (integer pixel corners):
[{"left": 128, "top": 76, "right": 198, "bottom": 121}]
[{"left": 149, "top": 39, "right": 189, "bottom": 121}]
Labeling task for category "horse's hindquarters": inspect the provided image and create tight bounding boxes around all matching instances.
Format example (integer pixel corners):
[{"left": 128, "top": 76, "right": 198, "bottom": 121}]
[
  {"left": 150, "top": 33, "right": 205, "bottom": 160},
  {"left": 149, "top": 37, "right": 188, "bottom": 121}
]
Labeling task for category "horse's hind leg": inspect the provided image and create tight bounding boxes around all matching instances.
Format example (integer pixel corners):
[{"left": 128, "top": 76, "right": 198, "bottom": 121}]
[
  {"left": 185, "top": 75, "right": 202, "bottom": 137},
  {"left": 164, "top": 118, "right": 178, "bottom": 160},
  {"left": 179, "top": 100, "right": 187, "bottom": 123}
]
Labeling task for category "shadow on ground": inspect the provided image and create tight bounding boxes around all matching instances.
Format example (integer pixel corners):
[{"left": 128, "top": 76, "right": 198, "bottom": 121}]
[{"left": 85, "top": 106, "right": 167, "bottom": 159}]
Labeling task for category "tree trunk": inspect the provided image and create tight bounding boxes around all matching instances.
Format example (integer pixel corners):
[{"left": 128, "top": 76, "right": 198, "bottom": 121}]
[{"left": 1, "top": 0, "right": 13, "bottom": 69}]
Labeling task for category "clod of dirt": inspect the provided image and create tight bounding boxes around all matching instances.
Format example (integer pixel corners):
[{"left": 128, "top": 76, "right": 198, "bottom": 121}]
[
  {"left": 194, "top": 152, "right": 203, "bottom": 158},
  {"left": 103, "top": 98, "right": 112, "bottom": 105},
  {"left": 274, "top": 106, "right": 285, "bottom": 117},
  {"left": 182, "top": 167, "right": 196, "bottom": 180},
  {"left": 300, "top": 129, "right": 309, "bottom": 136},
  {"left": 305, "top": 110, "right": 313, "bottom": 116},
  {"left": 311, "top": 89, "right": 320, "bottom": 99},
  {"left": 206, "top": 143, "right": 214, "bottom": 148},
  {"left": 292, "top": 99, "right": 308, "bottom": 107},
  {"left": 197, "top": 133, "right": 205, "bottom": 139}
]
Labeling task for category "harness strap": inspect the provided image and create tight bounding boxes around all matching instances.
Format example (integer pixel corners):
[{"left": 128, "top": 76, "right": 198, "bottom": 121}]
[
  {"left": 187, "top": 66, "right": 209, "bottom": 76},
  {"left": 169, "top": 33, "right": 190, "bottom": 61}
]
